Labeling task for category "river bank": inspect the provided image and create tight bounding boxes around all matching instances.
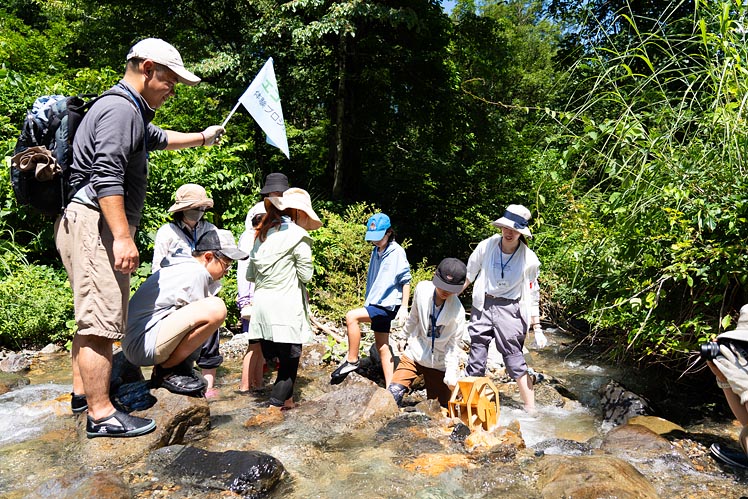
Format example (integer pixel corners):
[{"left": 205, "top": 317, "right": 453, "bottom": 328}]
[{"left": 1, "top": 327, "right": 747, "bottom": 498}]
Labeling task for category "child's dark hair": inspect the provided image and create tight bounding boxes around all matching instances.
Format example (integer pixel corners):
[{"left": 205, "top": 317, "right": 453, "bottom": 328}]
[
  {"left": 383, "top": 228, "right": 396, "bottom": 246},
  {"left": 251, "top": 213, "right": 264, "bottom": 228}
]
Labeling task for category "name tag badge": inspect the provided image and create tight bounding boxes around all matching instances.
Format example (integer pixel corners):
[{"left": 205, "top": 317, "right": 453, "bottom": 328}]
[{"left": 495, "top": 280, "right": 510, "bottom": 289}]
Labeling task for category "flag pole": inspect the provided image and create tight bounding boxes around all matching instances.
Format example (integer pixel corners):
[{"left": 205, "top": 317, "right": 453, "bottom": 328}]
[{"left": 221, "top": 101, "right": 242, "bottom": 129}]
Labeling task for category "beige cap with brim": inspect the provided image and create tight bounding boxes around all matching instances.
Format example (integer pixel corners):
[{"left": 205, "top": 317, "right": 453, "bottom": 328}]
[{"left": 127, "top": 38, "right": 201, "bottom": 86}]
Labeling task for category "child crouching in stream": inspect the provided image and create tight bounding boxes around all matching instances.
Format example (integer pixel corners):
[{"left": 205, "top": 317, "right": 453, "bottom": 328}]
[
  {"left": 387, "top": 258, "right": 468, "bottom": 407},
  {"left": 122, "top": 229, "right": 248, "bottom": 398}
]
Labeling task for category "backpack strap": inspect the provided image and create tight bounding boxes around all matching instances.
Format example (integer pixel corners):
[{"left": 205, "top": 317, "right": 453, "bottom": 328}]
[{"left": 116, "top": 85, "right": 148, "bottom": 154}]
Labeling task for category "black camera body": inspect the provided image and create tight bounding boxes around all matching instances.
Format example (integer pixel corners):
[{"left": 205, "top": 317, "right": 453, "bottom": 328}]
[{"left": 700, "top": 342, "right": 721, "bottom": 360}]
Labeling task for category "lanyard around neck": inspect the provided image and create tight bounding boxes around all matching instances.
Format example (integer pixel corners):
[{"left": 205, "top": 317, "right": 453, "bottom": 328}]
[
  {"left": 499, "top": 239, "right": 519, "bottom": 279},
  {"left": 430, "top": 290, "right": 444, "bottom": 352},
  {"left": 175, "top": 221, "right": 199, "bottom": 251}
]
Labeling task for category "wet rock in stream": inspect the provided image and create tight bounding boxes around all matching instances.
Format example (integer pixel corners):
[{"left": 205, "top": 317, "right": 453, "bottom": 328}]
[
  {"left": 533, "top": 437, "right": 593, "bottom": 456},
  {"left": 24, "top": 470, "right": 132, "bottom": 499},
  {"left": 147, "top": 444, "right": 285, "bottom": 498},
  {"left": 75, "top": 388, "right": 210, "bottom": 467},
  {"left": 450, "top": 422, "right": 472, "bottom": 443},
  {"left": 5, "top": 330, "right": 748, "bottom": 499},
  {"left": 600, "top": 379, "right": 655, "bottom": 425},
  {"left": 537, "top": 454, "right": 660, "bottom": 499},
  {"left": 0, "top": 371, "right": 29, "bottom": 395},
  {"left": 0, "top": 352, "right": 32, "bottom": 373},
  {"left": 601, "top": 423, "right": 687, "bottom": 459},
  {"left": 280, "top": 373, "right": 400, "bottom": 433}
]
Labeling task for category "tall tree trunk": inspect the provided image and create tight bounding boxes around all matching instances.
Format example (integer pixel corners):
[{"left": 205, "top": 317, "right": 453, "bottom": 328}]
[{"left": 332, "top": 35, "right": 347, "bottom": 199}]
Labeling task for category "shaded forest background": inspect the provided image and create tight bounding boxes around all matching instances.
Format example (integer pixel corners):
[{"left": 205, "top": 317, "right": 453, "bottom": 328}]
[{"left": 1, "top": 0, "right": 747, "bottom": 373}]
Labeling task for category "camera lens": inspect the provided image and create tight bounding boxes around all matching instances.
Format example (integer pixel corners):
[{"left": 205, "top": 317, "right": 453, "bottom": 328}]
[{"left": 700, "top": 342, "right": 721, "bottom": 360}]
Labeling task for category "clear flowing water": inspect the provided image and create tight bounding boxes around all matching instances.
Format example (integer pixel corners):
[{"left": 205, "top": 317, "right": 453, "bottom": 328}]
[{"left": 1, "top": 330, "right": 746, "bottom": 498}]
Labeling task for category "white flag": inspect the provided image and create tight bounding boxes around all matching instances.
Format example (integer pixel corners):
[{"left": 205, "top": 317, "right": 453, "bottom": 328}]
[{"left": 238, "top": 58, "right": 289, "bottom": 159}]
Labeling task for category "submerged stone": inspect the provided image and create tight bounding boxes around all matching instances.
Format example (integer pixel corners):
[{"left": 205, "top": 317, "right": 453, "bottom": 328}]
[
  {"left": 0, "top": 353, "right": 31, "bottom": 373},
  {"left": 450, "top": 422, "right": 471, "bottom": 443},
  {"left": 537, "top": 454, "right": 660, "bottom": 499},
  {"left": 599, "top": 379, "right": 654, "bottom": 426},
  {"left": 151, "top": 445, "right": 285, "bottom": 497},
  {"left": 25, "top": 470, "right": 131, "bottom": 499},
  {"left": 77, "top": 388, "right": 210, "bottom": 466},
  {"left": 533, "top": 437, "right": 593, "bottom": 456}
]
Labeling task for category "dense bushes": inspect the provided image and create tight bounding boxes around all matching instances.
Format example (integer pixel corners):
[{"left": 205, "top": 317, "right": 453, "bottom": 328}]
[
  {"left": 536, "top": 1, "right": 748, "bottom": 366},
  {"left": 310, "top": 202, "right": 434, "bottom": 325},
  {"left": 0, "top": 247, "right": 73, "bottom": 348}
]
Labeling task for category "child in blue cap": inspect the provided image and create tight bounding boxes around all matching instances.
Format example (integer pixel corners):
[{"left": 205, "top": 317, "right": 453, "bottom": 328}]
[{"left": 331, "top": 213, "right": 411, "bottom": 387}]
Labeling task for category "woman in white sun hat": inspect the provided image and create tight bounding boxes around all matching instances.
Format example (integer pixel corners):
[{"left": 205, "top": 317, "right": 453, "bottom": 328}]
[
  {"left": 246, "top": 188, "right": 321, "bottom": 409},
  {"left": 461, "top": 204, "right": 546, "bottom": 414}
]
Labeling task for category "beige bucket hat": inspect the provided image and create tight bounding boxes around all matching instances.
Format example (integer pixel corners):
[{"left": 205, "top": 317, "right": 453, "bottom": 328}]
[
  {"left": 265, "top": 187, "right": 322, "bottom": 231},
  {"left": 168, "top": 184, "right": 214, "bottom": 213}
]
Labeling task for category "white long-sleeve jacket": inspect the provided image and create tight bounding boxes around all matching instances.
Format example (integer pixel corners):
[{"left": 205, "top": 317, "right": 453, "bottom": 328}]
[
  {"left": 402, "top": 280, "right": 466, "bottom": 387},
  {"left": 466, "top": 234, "right": 540, "bottom": 330}
]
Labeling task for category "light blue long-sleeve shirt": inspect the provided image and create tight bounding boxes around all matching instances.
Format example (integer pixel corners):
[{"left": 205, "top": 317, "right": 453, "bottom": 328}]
[{"left": 364, "top": 241, "right": 411, "bottom": 311}]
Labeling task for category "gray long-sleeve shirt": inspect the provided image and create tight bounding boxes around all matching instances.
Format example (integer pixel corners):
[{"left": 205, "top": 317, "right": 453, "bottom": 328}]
[{"left": 69, "top": 80, "right": 168, "bottom": 227}]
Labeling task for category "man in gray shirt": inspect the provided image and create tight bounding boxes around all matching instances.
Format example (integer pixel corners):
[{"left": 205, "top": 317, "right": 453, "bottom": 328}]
[{"left": 55, "top": 38, "right": 225, "bottom": 438}]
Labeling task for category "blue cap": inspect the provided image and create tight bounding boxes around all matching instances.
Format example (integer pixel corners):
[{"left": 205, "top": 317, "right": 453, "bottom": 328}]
[{"left": 365, "top": 213, "right": 391, "bottom": 241}]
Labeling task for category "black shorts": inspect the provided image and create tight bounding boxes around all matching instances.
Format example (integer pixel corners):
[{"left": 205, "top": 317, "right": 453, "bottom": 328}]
[{"left": 365, "top": 304, "right": 398, "bottom": 333}]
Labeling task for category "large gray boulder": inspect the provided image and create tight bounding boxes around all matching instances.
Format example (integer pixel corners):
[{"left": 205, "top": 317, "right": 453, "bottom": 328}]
[{"left": 76, "top": 389, "right": 210, "bottom": 467}]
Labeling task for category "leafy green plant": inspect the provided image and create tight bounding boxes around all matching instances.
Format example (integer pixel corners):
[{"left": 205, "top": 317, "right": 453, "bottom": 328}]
[
  {"left": 219, "top": 270, "right": 240, "bottom": 331},
  {"left": 537, "top": 0, "right": 748, "bottom": 366},
  {"left": 309, "top": 202, "right": 376, "bottom": 322},
  {"left": 0, "top": 255, "right": 74, "bottom": 349},
  {"left": 309, "top": 202, "right": 435, "bottom": 362}
]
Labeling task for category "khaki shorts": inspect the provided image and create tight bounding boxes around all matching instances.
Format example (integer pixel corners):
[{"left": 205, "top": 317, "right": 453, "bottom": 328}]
[
  {"left": 153, "top": 298, "right": 222, "bottom": 364},
  {"left": 54, "top": 203, "right": 133, "bottom": 340}
]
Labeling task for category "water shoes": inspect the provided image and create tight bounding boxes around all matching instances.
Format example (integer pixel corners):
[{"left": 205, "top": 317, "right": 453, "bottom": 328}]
[
  {"left": 330, "top": 358, "right": 360, "bottom": 385},
  {"left": 86, "top": 409, "right": 156, "bottom": 438}
]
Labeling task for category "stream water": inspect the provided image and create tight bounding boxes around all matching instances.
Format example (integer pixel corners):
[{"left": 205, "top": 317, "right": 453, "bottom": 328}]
[{"left": 1, "top": 329, "right": 747, "bottom": 498}]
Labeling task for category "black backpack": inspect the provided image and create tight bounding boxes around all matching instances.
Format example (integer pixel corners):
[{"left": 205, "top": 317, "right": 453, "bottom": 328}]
[{"left": 10, "top": 94, "right": 100, "bottom": 216}]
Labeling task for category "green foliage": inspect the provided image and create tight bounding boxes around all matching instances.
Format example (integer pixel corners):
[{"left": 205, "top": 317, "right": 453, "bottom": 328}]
[
  {"left": 140, "top": 142, "right": 258, "bottom": 261},
  {"left": 309, "top": 202, "right": 434, "bottom": 325},
  {"left": 538, "top": 1, "right": 748, "bottom": 366},
  {"left": 309, "top": 202, "right": 375, "bottom": 323},
  {"left": 0, "top": 0, "right": 78, "bottom": 74},
  {"left": 321, "top": 333, "right": 349, "bottom": 363},
  {"left": 0, "top": 248, "right": 73, "bottom": 349},
  {"left": 0, "top": 67, "right": 122, "bottom": 264},
  {"left": 218, "top": 270, "right": 240, "bottom": 331}
]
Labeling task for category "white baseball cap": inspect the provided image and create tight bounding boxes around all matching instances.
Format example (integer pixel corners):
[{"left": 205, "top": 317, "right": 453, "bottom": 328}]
[{"left": 126, "top": 38, "right": 201, "bottom": 86}]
